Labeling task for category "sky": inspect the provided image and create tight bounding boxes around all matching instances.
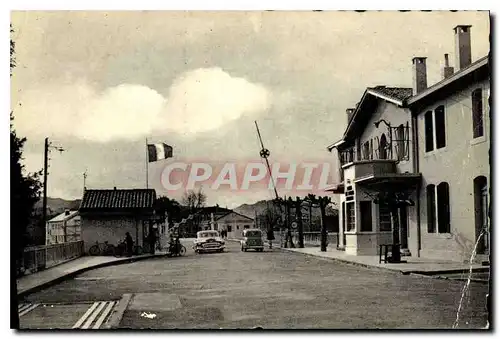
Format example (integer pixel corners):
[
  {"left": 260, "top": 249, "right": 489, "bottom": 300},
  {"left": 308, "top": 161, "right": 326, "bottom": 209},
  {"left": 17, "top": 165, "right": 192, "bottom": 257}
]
[{"left": 10, "top": 11, "right": 490, "bottom": 208}]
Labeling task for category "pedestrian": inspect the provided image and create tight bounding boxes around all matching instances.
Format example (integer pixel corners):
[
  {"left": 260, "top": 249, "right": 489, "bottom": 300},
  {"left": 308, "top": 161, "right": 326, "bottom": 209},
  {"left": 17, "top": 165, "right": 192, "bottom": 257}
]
[
  {"left": 267, "top": 228, "right": 275, "bottom": 249},
  {"left": 125, "top": 232, "right": 134, "bottom": 257}
]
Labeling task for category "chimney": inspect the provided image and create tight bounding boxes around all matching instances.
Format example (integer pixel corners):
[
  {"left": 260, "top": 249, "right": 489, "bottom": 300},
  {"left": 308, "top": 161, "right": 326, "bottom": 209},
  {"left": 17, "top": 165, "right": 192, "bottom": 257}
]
[
  {"left": 114, "top": 186, "right": 117, "bottom": 190},
  {"left": 412, "top": 57, "right": 427, "bottom": 95},
  {"left": 454, "top": 25, "right": 472, "bottom": 70},
  {"left": 65, "top": 209, "right": 70, "bottom": 216},
  {"left": 346, "top": 108, "right": 355, "bottom": 124},
  {"left": 442, "top": 53, "right": 454, "bottom": 79}
]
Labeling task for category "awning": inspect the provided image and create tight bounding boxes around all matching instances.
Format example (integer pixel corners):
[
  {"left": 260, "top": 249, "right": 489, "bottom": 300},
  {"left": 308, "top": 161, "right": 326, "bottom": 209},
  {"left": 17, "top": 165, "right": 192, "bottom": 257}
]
[
  {"left": 354, "top": 173, "right": 422, "bottom": 192},
  {"left": 325, "top": 183, "right": 345, "bottom": 194}
]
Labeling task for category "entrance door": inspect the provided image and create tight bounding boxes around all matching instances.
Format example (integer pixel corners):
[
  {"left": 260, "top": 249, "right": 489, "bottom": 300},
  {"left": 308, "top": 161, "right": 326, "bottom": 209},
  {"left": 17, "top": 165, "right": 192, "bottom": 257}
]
[
  {"left": 474, "top": 176, "right": 489, "bottom": 254},
  {"left": 342, "top": 202, "right": 346, "bottom": 247},
  {"left": 399, "top": 206, "right": 409, "bottom": 250},
  {"left": 480, "top": 185, "right": 489, "bottom": 254}
]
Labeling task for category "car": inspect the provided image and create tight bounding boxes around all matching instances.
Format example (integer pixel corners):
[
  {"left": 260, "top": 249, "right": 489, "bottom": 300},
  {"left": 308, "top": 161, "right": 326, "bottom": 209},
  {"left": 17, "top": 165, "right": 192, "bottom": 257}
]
[
  {"left": 193, "top": 230, "right": 225, "bottom": 254},
  {"left": 241, "top": 229, "right": 264, "bottom": 252}
]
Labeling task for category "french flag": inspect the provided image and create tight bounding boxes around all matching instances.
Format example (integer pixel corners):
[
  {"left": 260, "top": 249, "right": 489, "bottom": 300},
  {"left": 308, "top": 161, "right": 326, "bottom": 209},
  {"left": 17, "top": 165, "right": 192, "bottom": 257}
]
[{"left": 147, "top": 143, "right": 173, "bottom": 162}]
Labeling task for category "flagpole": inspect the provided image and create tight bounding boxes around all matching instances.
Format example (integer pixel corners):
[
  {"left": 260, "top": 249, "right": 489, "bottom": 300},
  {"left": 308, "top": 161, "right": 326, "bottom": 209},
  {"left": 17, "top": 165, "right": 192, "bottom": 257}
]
[{"left": 146, "top": 138, "right": 149, "bottom": 189}]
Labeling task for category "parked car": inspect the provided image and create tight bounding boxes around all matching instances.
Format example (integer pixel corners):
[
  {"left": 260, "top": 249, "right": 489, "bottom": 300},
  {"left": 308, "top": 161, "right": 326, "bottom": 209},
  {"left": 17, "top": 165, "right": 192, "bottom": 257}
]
[
  {"left": 193, "top": 230, "right": 225, "bottom": 254},
  {"left": 241, "top": 229, "right": 264, "bottom": 252}
]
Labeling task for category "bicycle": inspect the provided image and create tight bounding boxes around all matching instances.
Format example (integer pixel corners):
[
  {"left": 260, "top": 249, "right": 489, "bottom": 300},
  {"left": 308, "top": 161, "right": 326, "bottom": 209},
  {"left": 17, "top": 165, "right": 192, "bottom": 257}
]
[
  {"left": 88, "top": 241, "right": 115, "bottom": 256},
  {"left": 113, "top": 241, "right": 143, "bottom": 257},
  {"left": 166, "top": 242, "right": 186, "bottom": 257}
]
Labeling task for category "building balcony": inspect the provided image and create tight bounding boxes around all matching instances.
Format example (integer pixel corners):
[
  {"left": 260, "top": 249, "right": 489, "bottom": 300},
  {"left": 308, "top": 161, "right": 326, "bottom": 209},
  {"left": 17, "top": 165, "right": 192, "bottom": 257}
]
[{"left": 342, "top": 159, "right": 397, "bottom": 181}]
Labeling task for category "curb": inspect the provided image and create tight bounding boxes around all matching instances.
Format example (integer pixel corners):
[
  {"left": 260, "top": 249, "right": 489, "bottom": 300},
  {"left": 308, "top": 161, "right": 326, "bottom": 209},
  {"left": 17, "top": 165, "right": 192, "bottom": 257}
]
[
  {"left": 279, "top": 247, "right": 404, "bottom": 275},
  {"left": 17, "top": 254, "right": 167, "bottom": 298},
  {"left": 103, "top": 293, "right": 133, "bottom": 329},
  {"left": 279, "top": 248, "right": 490, "bottom": 277}
]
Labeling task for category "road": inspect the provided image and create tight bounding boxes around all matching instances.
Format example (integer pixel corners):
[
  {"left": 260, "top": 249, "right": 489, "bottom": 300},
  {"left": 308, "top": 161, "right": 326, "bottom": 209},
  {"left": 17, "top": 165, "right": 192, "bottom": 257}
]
[{"left": 19, "top": 241, "right": 488, "bottom": 329}]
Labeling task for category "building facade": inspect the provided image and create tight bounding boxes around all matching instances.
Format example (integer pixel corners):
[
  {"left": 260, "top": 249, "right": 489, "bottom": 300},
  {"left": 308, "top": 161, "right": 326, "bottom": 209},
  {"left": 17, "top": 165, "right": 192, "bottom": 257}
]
[
  {"left": 213, "top": 211, "right": 255, "bottom": 239},
  {"left": 328, "top": 25, "right": 490, "bottom": 262},
  {"left": 45, "top": 210, "right": 81, "bottom": 245},
  {"left": 78, "top": 188, "right": 156, "bottom": 254}
]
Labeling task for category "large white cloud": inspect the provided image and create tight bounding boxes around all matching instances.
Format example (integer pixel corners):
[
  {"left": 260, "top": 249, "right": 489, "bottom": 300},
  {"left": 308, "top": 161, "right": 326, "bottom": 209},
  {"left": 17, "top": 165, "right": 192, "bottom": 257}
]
[
  {"left": 13, "top": 68, "right": 271, "bottom": 142},
  {"left": 160, "top": 68, "right": 271, "bottom": 134}
]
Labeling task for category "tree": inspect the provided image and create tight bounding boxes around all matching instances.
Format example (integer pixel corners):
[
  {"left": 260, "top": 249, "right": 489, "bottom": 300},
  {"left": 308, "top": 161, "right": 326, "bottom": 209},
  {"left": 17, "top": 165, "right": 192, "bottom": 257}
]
[
  {"left": 11, "top": 24, "right": 43, "bottom": 329},
  {"left": 154, "top": 196, "right": 182, "bottom": 224},
  {"left": 182, "top": 188, "right": 207, "bottom": 212},
  {"left": 305, "top": 194, "right": 331, "bottom": 252}
]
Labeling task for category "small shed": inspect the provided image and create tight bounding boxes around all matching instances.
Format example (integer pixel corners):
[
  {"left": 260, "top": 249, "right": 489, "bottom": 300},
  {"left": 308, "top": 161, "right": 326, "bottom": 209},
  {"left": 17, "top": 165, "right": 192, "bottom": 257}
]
[{"left": 79, "top": 188, "right": 156, "bottom": 254}]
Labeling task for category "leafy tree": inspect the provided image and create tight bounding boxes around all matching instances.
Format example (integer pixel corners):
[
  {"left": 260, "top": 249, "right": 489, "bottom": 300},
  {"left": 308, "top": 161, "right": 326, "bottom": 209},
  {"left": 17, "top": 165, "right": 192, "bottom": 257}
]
[{"left": 11, "top": 25, "right": 43, "bottom": 270}]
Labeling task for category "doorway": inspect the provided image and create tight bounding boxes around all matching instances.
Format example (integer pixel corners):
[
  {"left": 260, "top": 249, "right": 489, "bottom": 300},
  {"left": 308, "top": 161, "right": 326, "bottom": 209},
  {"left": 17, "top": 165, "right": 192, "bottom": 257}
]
[
  {"left": 474, "top": 176, "right": 489, "bottom": 254},
  {"left": 399, "top": 206, "right": 409, "bottom": 250}
]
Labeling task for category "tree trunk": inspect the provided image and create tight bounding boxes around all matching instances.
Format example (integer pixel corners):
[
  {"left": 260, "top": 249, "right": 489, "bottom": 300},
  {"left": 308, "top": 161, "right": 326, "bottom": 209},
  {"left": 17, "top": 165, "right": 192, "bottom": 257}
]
[
  {"left": 320, "top": 203, "right": 327, "bottom": 252},
  {"left": 286, "top": 202, "right": 295, "bottom": 248},
  {"left": 296, "top": 198, "right": 304, "bottom": 248}
]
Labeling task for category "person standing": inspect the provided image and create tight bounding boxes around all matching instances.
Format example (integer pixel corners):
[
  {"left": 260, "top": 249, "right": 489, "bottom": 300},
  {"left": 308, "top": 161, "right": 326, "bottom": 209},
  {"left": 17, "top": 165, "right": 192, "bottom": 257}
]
[
  {"left": 125, "top": 232, "right": 134, "bottom": 257},
  {"left": 267, "top": 228, "right": 275, "bottom": 249}
]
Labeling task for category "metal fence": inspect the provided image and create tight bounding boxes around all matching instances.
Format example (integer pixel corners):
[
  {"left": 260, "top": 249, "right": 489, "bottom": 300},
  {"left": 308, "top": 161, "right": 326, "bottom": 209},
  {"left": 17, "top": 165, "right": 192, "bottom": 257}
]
[
  {"left": 20, "top": 240, "right": 84, "bottom": 275},
  {"left": 292, "top": 232, "right": 338, "bottom": 247}
]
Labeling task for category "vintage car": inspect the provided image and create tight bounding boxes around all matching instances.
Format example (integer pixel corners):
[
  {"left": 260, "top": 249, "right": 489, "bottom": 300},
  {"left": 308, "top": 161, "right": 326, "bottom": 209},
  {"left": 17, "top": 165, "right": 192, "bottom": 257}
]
[
  {"left": 193, "top": 230, "right": 225, "bottom": 254},
  {"left": 240, "top": 229, "right": 264, "bottom": 252}
]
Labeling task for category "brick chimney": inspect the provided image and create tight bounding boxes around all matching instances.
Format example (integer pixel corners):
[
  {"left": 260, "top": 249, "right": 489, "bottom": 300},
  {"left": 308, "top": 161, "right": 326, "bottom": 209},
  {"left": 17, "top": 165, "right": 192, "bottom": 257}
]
[
  {"left": 454, "top": 25, "right": 472, "bottom": 70},
  {"left": 442, "top": 53, "right": 454, "bottom": 79},
  {"left": 346, "top": 108, "right": 355, "bottom": 124},
  {"left": 412, "top": 57, "right": 427, "bottom": 95},
  {"left": 65, "top": 209, "right": 70, "bottom": 216}
]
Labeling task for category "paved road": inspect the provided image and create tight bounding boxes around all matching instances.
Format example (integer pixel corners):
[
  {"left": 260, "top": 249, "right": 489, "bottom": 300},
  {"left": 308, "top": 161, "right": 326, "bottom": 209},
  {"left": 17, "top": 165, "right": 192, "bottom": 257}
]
[{"left": 20, "top": 241, "right": 488, "bottom": 329}]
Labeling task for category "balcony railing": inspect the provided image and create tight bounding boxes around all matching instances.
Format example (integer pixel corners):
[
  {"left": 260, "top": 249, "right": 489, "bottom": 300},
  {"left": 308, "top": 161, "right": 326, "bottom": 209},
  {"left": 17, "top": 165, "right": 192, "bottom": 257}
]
[
  {"left": 354, "top": 160, "right": 397, "bottom": 180},
  {"left": 19, "top": 240, "right": 84, "bottom": 276}
]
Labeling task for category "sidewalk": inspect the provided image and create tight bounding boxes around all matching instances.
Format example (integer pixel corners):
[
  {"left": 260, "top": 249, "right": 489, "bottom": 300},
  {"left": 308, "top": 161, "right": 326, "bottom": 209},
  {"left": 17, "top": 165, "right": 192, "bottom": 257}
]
[
  {"left": 17, "top": 253, "right": 167, "bottom": 297},
  {"left": 281, "top": 246, "right": 489, "bottom": 275}
]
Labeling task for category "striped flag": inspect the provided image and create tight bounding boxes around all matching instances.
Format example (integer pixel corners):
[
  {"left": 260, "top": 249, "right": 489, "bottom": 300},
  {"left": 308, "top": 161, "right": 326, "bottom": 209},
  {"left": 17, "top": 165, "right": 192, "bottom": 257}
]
[{"left": 147, "top": 143, "right": 173, "bottom": 162}]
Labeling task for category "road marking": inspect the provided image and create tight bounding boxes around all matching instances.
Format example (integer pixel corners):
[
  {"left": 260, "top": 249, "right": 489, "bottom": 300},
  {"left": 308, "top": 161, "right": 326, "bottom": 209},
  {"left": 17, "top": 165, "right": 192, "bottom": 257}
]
[
  {"left": 72, "top": 302, "right": 99, "bottom": 329},
  {"left": 72, "top": 301, "right": 117, "bottom": 329},
  {"left": 82, "top": 301, "right": 106, "bottom": 329},
  {"left": 19, "top": 304, "right": 39, "bottom": 317},
  {"left": 93, "top": 301, "right": 116, "bottom": 329}
]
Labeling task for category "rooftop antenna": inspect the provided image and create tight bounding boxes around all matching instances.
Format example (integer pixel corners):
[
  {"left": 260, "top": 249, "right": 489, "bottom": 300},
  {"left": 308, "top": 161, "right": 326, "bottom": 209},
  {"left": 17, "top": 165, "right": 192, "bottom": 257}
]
[{"left": 83, "top": 170, "right": 88, "bottom": 191}]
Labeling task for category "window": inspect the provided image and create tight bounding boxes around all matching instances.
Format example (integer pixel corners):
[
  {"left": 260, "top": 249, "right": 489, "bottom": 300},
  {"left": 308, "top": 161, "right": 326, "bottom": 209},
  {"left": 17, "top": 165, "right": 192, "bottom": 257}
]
[
  {"left": 362, "top": 141, "right": 370, "bottom": 160},
  {"left": 472, "top": 88, "right": 484, "bottom": 138},
  {"left": 425, "top": 111, "right": 434, "bottom": 152},
  {"left": 435, "top": 106, "right": 446, "bottom": 149},
  {"left": 346, "top": 203, "right": 355, "bottom": 232},
  {"left": 244, "top": 225, "right": 250, "bottom": 229},
  {"left": 426, "top": 185, "right": 436, "bottom": 233},
  {"left": 236, "top": 225, "right": 239, "bottom": 230},
  {"left": 359, "top": 201, "right": 372, "bottom": 232},
  {"left": 437, "top": 182, "right": 450, "bottom": 233},
  {"left": 379, "top": 204, "right": 392, "bottom": 231},
  {"left": 227, "top": 225, "right": 232, "bottom": 232},
  {"left": 379, "top": 134, "right": 388, "bottom": 159},
  {"left": 369, "top": 139, "right": 373, "bottom": 160},
  {"left": 395, "top": 124, "right": 406, "bottom": 160}
]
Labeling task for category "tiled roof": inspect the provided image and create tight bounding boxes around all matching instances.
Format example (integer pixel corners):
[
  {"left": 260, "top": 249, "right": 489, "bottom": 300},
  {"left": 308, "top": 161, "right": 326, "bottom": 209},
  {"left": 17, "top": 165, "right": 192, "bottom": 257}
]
[
  {"left": 79, "top": 189, "right": 156, "bottom": 211},
  {"left": 368, "top": 86, "right": 413, "bottom": 102}
]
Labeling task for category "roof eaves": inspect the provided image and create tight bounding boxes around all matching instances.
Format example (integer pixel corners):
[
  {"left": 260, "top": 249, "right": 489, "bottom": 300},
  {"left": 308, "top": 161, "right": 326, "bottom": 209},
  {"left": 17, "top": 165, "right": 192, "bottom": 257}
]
[{"left": 366, "top": 89, "right": 404, "bottom": 106}]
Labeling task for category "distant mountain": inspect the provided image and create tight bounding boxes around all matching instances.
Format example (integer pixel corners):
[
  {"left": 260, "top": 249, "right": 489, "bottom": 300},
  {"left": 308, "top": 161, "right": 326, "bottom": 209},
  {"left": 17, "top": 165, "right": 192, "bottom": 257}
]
[
  {"left": 234, "top": 199, "right": 338, "bottom": 218},
  {"left": 34, "top": 197, "right": 81, "bottom": 216}
]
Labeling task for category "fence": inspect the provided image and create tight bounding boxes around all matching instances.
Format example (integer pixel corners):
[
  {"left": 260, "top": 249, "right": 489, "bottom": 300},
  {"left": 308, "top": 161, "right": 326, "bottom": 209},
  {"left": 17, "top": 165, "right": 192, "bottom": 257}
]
[
  {"left": 292, "top": 232, "right": 338, "bottom": 247},
  {"left": 20, "top": 240, "right": 84, "bottom": 275}
]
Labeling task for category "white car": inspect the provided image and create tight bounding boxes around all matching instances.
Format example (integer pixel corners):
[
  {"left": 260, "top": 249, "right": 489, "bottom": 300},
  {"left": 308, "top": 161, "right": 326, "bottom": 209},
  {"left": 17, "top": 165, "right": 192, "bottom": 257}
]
[{"left": 193, "top": 230, "right": 225, "bottom": 254}]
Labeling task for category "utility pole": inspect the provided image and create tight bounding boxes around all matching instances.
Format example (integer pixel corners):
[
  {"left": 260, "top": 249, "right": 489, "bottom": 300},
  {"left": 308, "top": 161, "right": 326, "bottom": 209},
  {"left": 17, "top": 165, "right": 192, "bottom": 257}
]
[
  {"left": 296, "top": 197, "right": 304, "bottom": 248},
  {"left": 42, "top": 137, "right": 65, "bottom": 245},
  {"left": 42, "top": 138, "right": 49, "bottom": 245}
]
